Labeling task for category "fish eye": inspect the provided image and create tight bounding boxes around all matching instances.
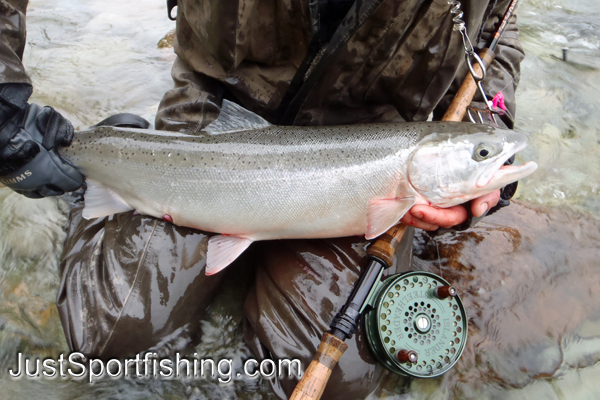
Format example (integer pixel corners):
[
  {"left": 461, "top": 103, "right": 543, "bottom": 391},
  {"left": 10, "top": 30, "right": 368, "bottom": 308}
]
[{"left": 473, "top": 143, "right": 494, "bottom": 161}]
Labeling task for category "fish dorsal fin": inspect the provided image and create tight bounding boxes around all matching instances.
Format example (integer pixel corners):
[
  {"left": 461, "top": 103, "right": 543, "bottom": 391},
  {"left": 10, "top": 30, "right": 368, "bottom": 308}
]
[
  {"left": 365, "top": 197, "right": 416, "bottom": 240},
  {"left": 206, "top": 235, "right": 253, "bottom": 275},
  {"left": 204, "top": 100, "right": 272, "bottom": 135},
  {"left": 82, "top": 180, "right": 134, "bottom": 219}
]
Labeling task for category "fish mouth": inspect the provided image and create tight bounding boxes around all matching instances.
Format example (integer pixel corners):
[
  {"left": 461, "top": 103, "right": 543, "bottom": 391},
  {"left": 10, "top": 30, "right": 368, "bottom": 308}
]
[
  {"left": 484, "top": 161, "right": 538, "bottom": 189},
  {"left": 476, "top": 133, "right": 537, "bottom": 189}
]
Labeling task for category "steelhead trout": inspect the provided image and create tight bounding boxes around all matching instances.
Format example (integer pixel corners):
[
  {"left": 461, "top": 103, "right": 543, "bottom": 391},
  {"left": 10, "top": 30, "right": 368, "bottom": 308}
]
[{"left": 59, "top": 101, "right": 537, "bottom": 274}]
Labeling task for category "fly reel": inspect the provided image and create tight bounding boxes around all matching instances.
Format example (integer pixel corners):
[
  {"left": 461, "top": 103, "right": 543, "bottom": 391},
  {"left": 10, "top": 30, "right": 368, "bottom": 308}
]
[{"left": 364, "top": 271, "right": 467, "bottom": 378}]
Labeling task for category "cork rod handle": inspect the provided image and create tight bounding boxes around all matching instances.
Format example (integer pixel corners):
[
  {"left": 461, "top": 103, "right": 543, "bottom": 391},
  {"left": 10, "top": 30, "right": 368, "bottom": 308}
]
[
  {"left": 290, "top": 224, "right": 408, "bottom": 400},
  {"left": 289, "top": 333, "right": 348, "bottom": 400},
  {"left": 367, "top": 223, "right": 409, "bottom": 266}
]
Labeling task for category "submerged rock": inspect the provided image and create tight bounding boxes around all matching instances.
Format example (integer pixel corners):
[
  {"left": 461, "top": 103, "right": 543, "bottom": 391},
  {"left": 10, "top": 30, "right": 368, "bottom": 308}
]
[
  {"left": 158, "top": 29, "right": 176, "bottom": 49},
  {"left": 2, "top": 189, "right": 599, "bottom": 399},
  {"left": 407, "top": 201, "right": 600, "bottom": 399},
  {"left": 0, "top": 191, "right": 69, "bottom": 367}
]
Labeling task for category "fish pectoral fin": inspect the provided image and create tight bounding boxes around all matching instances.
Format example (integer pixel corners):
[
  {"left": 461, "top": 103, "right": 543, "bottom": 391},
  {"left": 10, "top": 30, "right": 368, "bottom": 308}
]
[
  {"left": 204, "top": 99, "right": 272, "bottom": 135},
  {"left": 206, "top": 235, "right": 253, "bottom": 275},
  {"left": 82, "top": 180, "right": 134, "bottom": 219},
  {"left": 366, "top": 197, "right": 416, "bottom": 240}
]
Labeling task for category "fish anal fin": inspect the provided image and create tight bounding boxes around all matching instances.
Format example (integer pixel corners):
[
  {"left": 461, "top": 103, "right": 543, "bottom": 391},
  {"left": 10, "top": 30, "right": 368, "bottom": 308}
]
[
  {"left": 204, "top": 100, "right": 272, "bottom": 135},
  {"left": 366, "top": 197, "right": 416, "bottom": 240},
  {"left": 206, "top": 235, "right": 253, "bottom": 275},
  {"left": 82, "top": 180, "right": 133, "bottom": 219}
]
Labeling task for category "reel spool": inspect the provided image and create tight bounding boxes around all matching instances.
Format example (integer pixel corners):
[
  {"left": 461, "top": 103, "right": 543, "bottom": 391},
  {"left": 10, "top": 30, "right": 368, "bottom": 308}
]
[{"left": 364, "top": 271, "right": 467, "bottom": 378}]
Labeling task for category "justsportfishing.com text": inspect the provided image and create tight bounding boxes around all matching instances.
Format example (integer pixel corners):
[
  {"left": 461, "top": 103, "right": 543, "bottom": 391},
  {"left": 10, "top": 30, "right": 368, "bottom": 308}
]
[{"left": 8, "top": 352, "right": 303, "bottom": 383}]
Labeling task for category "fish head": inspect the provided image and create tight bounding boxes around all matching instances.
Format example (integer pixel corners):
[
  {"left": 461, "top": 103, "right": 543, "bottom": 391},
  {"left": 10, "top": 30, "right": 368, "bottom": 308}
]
[{"left": 407, "top": 124, "right": 538, "bottom": 207}]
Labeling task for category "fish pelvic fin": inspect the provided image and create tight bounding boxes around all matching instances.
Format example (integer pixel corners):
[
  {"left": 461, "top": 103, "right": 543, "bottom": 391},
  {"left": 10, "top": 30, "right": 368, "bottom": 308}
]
[
  {"left": 206, "top": 235, "right": 253, "bottom": 275},
  {"left": 82, "top": 180, "right": 134, "bottom": 219},
  {"left": 204, "top": 100, "right": 272, "bottom": 135},
  {"left": 366, "top": 197, "right": 416, "bottom": 240}
]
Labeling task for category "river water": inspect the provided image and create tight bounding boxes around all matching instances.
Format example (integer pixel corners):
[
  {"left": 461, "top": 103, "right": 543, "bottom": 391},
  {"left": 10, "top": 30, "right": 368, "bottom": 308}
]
[{"left": 0, "top": 0, "right": 599, "bottom": 399}]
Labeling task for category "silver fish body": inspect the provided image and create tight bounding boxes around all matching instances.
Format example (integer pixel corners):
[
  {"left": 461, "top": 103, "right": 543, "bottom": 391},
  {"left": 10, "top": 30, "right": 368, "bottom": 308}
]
[
  {"left": 62, "top": 123, "right": 429, "bottom": 239},
  {"left": 59, "top": 101, "right": 537, "bottom": 273}
]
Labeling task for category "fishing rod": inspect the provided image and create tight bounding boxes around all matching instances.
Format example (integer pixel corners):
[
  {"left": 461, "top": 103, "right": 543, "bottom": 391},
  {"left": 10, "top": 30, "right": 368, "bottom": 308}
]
[
  {"left": 443, "top": 0, "right": 521, "bottom": 122},
  {"left": 290, "top": 1, "right": 521, "bottom": 399}
]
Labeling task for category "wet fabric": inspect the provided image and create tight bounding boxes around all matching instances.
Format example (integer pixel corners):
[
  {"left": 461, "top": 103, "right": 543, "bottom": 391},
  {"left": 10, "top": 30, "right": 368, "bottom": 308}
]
[
  {"left": 156, "top": 0, "right": 524, "bottom": 131},
  {"left": 58, "top": 204, "right": 415, "bottom": 398},
  {"left": 0, "top": 0, "right": 31, "bottom": 87},
  {"left": 244, "top": 232, "right": 414, "bottom": 399},
  {"left": 58, "top": 207, "right": 226, "bottom": 359},
  {"left": 0, "top": 1, "right": 526, "bottom": 398}
]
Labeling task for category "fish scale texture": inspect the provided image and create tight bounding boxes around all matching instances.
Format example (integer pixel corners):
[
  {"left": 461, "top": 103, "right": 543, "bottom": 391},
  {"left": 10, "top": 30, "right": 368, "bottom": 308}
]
[{"left": 59, "top": 123, "right": 443, "bottom": 240}]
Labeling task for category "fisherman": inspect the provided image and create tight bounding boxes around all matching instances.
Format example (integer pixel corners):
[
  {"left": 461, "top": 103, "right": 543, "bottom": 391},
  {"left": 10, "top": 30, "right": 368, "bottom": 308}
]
[{"left": 0, "top": 0, "right": 523, "bottom": 397}]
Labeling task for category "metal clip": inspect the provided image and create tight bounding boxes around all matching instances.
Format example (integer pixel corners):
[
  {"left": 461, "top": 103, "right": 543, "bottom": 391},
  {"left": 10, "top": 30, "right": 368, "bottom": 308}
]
[
  {"left": 448, "top": 0, "right": 465, "bottom": 32},
  {"left": 449, "top": 1, "right": 492, "bottom": 112}
]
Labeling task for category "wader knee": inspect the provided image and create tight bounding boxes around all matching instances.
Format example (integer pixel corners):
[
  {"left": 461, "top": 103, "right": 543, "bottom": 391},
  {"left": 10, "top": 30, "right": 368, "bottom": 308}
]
[
  {"left": 243, "top": 230, "right": 414, "bottom": 400},
  {"left": 57, "top": 207, "right": 226, "bottom": 360}
]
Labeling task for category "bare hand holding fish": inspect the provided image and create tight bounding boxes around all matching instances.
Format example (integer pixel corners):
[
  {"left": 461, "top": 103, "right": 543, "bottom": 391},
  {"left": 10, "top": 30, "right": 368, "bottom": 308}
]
[
  {"left": 404, "top": 190, "right": 500, "bottom": 230},
  {"left": 58, "top": 101, "right": 537, "bottom": 275}
]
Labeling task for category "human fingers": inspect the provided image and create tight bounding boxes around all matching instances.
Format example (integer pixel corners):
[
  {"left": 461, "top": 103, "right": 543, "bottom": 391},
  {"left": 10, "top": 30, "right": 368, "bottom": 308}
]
[
  {"left": 400, "top": 212, "right": 440, "bottom": 231},
  {"left": 471, "top": 190, "right": 501, "bottom": 218},
  {"left": 409, "top": 204, "right": 468, "bottom": 229}
]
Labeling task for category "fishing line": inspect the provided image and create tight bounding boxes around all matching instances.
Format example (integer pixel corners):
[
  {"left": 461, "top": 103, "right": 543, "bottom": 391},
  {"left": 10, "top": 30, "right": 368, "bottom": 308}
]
[
  {"left": 497, "top": 70, "right": 521, "bottom": 95},
  {"left": 433, "top": 235, "right": 443, "bottom": 280}
]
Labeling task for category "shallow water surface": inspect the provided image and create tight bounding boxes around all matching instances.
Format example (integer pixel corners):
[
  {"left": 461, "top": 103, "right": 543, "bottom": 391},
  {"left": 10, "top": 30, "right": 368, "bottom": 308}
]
[
  {"left": 516, "top": 0, "right": 600, "bottom": 215},
  {"left": 0, "top": 0, "right": 599, "bottom": 399}
]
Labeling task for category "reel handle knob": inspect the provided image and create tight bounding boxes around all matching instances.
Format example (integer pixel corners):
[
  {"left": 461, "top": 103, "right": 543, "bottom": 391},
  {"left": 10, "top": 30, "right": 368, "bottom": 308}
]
[
  {"left": 436, "top": 285, "right": 457, "bottom": 299},
  {"left": 397, "top": 349, "right": 418, "bottom": 364}
]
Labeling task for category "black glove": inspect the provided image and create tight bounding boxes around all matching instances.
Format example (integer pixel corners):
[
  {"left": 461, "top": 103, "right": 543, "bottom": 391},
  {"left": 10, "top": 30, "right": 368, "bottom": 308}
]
[{"left": 0, "top": 96, "right": 84, "bottom": 198}]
